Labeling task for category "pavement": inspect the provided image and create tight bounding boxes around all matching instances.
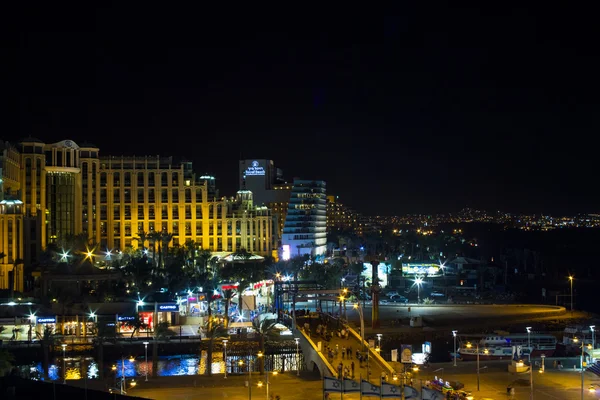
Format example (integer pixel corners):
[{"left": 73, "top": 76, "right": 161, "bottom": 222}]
[
  {"left": 414, "top": 360, "right": 600, "bottom": 399},
  {"left": 317, "top": 327, "right": 385, "bottom": 384},
  {"left": 128, "top": 372, "right": 321, "bottom": 400},
  {"left": 118, "top": 358, "right": 600, "bottom": 400}
]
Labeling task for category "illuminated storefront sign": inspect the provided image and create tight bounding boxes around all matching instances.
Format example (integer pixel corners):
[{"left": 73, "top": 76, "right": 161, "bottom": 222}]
[
  {"left": 37, "top": 317, "right": 56, "bottom": 324},
  {"left": 402, "top": 263, "right": 440, "bottom": 276},
  {"left": 158, "top": 304, "right": 178, "bottom": 311},
  {"left": 118, "top": 316, "right": 135, "bottom": 321},
  {"left": 245, "top": 160, "right": 265, "bottom": 176}
]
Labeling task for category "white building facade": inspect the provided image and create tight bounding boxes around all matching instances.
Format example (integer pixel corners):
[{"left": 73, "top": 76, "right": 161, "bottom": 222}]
[{"left": 281, "top": 179, "right": 327, "bottom": 260}]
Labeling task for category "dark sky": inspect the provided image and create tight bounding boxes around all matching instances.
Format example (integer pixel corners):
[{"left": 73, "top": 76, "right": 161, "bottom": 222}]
[{"left": 13, "top": 6, "right": 600, "bottom": 215}]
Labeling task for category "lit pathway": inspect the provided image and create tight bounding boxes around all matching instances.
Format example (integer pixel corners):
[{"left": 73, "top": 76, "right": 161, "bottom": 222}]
[{"left": 307, "top": 326, "right": 385, "bottom": 384}]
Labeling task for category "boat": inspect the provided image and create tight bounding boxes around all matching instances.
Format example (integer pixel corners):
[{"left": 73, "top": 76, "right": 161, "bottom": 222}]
[{"left": 457, "top": 333, "right": 556, "bottom": 361}]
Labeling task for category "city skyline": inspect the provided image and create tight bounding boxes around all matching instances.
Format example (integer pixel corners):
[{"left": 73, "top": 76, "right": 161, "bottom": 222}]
[{"left": 14, "top": 7, "right": 600, "bottom": 215}]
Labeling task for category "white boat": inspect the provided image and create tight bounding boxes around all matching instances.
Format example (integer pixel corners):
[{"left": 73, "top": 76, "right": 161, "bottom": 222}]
[{"left": 457, "top": 333, "right": 556, "bottom": 361}]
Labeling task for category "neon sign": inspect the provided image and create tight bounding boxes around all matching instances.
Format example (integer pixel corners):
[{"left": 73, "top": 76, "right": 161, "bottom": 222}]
[
  {"left": 158, "top": 304, "right": 178, "bottom": 311},
  {"left": 245, "top": 160, "right": 265, "bottom": 176},
  {"left": 37, "top": 317, "right": 56, "bottom": 324}
]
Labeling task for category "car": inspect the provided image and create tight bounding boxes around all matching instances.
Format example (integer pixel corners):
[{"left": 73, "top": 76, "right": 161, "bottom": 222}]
[
  {"left": 386, "top": 291, "right": 400, "bottom": 298},
  {"left": 430, "top": 291, "right": 445, "bottom": 297},
  {"left": 389, "top": 295, "right": 408, "bottom": 303}
]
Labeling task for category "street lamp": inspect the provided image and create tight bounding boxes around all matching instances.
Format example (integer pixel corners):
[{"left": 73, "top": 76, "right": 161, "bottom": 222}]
[
  {"left": 591, "top": 326, "right": 596, "bottom": 351},
  {"left": 239, "top": 359, "right": 251, "bottom": 400},
  {"left": 581, "top": 339, "right": 593, "bottom": 400},
  {"left": 569, "top": 276, "right": 574, "bottom": 312},
  {"left": 452, "top": 331, "right": 458, "bottom": 367},
  {"left": 526, "top": 327, "right": 532, "bottom": 362},
  {"left": 61, "top": 344, "right": 67, "bottom": 384},
  {"left": 376, "top": 333, "right": 382, "bottom": 353},
  {"left": 111, "top": 364, "right": 117, "bottom": 389},
  {"left": 295, "top": 338, "right": 300, "bottom": 376},
  {"left": 415, "top": 277, "right": 423, "bottom": 304},
  {"left": 223, "top": 339, "right": 228, "bottom": 379},
  {"left": 353, "top": 303, "right": 365, "bottom": 352},
  {"left": 143, "top": 341, "right": 149, "bottom": 382},
  {"left": 466, "top": 342, "right": 487, "bottom": 391},
  {"left": 121, "top": 355, "right": 126, "bottom": 394}
]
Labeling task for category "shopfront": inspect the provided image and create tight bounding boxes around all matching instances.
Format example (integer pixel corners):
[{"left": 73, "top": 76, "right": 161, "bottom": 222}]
[
  {"left": 116, "top": 315, "right": 136, "bottom": 335},
  {"left": 157, "top": 303, "right": 179, "bottom": 326},
  {"left": 177, "top": 294, "right": 209, "bottom": 317},
  {"left": 35, "top": 316, "right": 58, "bottom": 337},
  {"left": 0, "top": 316, "right": 36, "bottom": 342},
  {"left": 136, "top": 302, "right": 180, "bottom": 330}
]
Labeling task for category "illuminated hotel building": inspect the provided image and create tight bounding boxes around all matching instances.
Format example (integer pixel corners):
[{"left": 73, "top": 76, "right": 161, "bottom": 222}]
[
  {"left": 281, "top": 179, "right": 327, "bottom": 259},
  {"left": 1, "top": 138, "right": 275, "bottom": 289},
  {"left": 326, "top": 195, "right": 358, "bottom": 233},
  {"left": 0, "top": 141, "right": 25, "bottom": 291},
  {"left": 239, "top": 159, "right": 291, "bottom": 241}
]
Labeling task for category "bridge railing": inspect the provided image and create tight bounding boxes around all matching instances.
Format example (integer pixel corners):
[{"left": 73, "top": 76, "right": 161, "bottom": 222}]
[
  {"left": 297, "top": 326, "right": 337, "bottom": 377},
  {"left": 345, "top": 325, "right": 397, "bottom": 376}
]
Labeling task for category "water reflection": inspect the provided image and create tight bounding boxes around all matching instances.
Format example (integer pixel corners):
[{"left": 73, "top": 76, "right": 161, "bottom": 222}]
[{"left": 28, "top": 352, "right": 302, "bottom": 381}]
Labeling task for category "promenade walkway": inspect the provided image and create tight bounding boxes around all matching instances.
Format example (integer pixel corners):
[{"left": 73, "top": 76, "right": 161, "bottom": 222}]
[{"left": 297, "top": 314, "right": 387, "bottom": 384}]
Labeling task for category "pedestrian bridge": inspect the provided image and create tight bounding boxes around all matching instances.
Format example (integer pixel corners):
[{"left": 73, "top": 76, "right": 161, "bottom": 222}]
[{"left": 295, "top": 313, "right": 397, "bottom": 383}]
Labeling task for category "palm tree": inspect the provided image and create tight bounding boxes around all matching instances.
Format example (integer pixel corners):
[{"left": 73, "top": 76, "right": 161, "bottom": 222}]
[
  {"left": 37, "top": 325, "right": 54, "bottom": 379},
  {"left": 151, "top": 321, "right": 173, "bottom": 377},
  {"left": 126, "top": 315, "right": 149, "bottom": 338},
  {"left": 147, "top": 231, "right": 162, "bottom": 269},
  {"left": 197, "top": 249, "right": 212, "bottom": 274},
  {"left": 222, "top": 289, "right": 234, "bottom": 329},
  {"left": 0, "top": 348, "right": 14, "bottom": 377},
  {"left": 134, "top": 231, "right": 150, "bottom": 253},
  {"left": 202, "top": 320, "right": 227, "bottom": 376},
  {"left": 95, "top": 321, "right": 117, "bottom": 379},
  {"left": 252, "top": 317, "right": 280, "bottom": 374},
  {"left": 159, "top": 232, "right": 175, "bottom": 269}
]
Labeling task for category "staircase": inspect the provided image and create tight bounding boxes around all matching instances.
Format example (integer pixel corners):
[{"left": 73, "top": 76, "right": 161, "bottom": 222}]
[{"left": 587, "top": 361, "right": 600, "bottom": 377}]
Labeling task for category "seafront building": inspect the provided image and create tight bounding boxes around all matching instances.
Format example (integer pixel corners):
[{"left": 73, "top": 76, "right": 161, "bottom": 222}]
[{"left": 0, "top": 139, "right": 275, "bottom": 291}]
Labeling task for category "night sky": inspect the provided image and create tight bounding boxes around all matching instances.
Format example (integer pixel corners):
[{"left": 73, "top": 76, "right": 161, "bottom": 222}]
[{"left": 13, "top": 6, "right": 600, "bottom": 215}]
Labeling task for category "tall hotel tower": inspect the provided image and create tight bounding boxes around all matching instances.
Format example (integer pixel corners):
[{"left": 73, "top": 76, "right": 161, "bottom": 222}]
[{"left": 281, "top": 179, "right": 327, "bottom": 260}]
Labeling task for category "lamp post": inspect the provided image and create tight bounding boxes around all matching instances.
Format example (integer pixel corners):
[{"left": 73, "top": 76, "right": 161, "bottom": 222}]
[
  {"left": 581, "top": 337, "right": 590, "bottom": 400},
  {"left": 353, "top": 303, "right": 365, "bottom": 352},
  {"left": 342, "top": 288, "right": 348, "bottom": 321},
  {"left": 295, "top": 338, "right": 300, "bottom": 376},
  {"left": 569, "top": 276, "right": 574, "bottom": 312},
  {"left": 223, "top": 339, "right": 228, "bottom": 379},
  {"left": 121, "top": 355, "right": 126, "bottom": 394},
  {"left": 258, "top": 352, "right": 266, "bottom": 400},
  {"left": 61, "top": 344, "right": 67, "bottom": 384},
  {"left": 376, "top": 333, "right": 382, "bottom": 353},
  {"left": 143, "top": 341, "right": 149, "bottom": 382},
  {"left": 526, "top": 327, "right": 532, "bottom": 362},
  {"left": 415, "top": 277, "right": 423, "bottom": 304},
  {"left": 591, "top": 325, "right": 596, "bottom": 351},
  {"left": 466, "top": 342, "right": 487, "bottom": 392},
  {"left": 529, "top": 354, "right": 533, "bottom": 400},
  {"left": 239, "top": 359, "right": 251, "bottom": 400},
  {"left": 111, "top": 364, "right": 117, "bottom": 389},
  {"left": 452, "top": 330, "right": 458, "bottom": 367}
]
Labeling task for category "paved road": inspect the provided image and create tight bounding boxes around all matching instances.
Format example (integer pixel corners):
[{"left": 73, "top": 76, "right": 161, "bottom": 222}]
[{"left": 342, "top": 304, "right": 565, "bottom": 329}]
